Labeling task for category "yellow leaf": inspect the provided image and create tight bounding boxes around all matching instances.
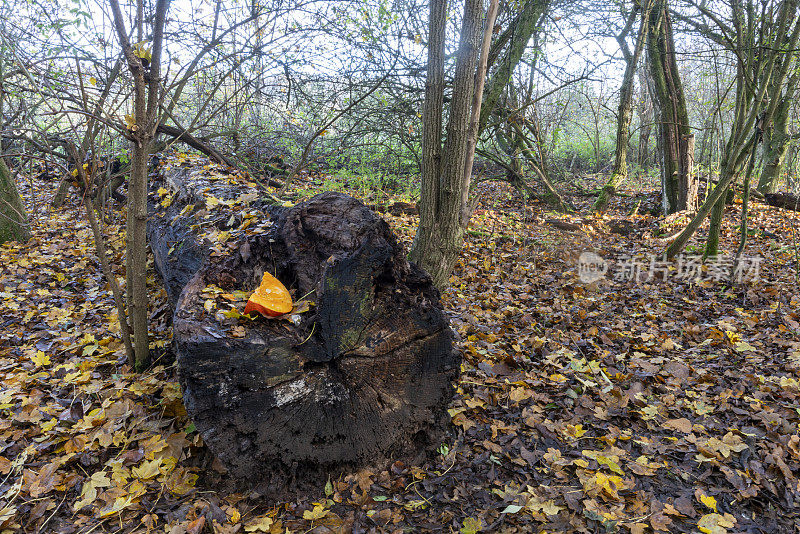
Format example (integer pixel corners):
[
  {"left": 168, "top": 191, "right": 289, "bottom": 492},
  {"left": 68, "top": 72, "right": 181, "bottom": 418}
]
[
  {"left": 157, "top": 187, "right": 169, "bottom": 197},
  {"left": 509, "top": 387, "right": 531, "bottom": 403},
  {"left": 228, "top": 507, "right": 241, "bottom": 524},
  {"left": 0, "top": 506, "right": 17, "bottom": 524},
  {"left": 245, "top": 516, "right": 274, "bottom": 532},
  {"left": 698, "top": 513, "right": 736, "bottom": 534},
  {"left": 89, "top": 76, "right": 97, "bottom": 86},
  {"left": 596, "top": 454, "right": 624, "bottom": 475},
  {"left": 124, "top": 114, "right": 137, "bottom": 130},
  {"left": 292, "top": 300, "right": 314, "bottom": 314},
  {"left": 132, "top": 459, "right": 162, "bottom": 480},
  {"left": 132, "top": 41, "right": 152, "bottom": 61},
  {"left": 98, "top": 495, "right": 134, "bottom": 518},
  {"left": 566, "top": 424, "right": 587, "bottom": 438},
  {"left": 582, "top": 450, "right": 623, "bottom": 474},
  {"left": 540, "top": 500, "right": 565, "bottom": 516},
  {"left": 699, "top": 493, "right": 718, "bottom": 512},
  {"left": 583, "top": 472, "right": 625, "bottom": 501},
  {"left": 723, "top": 329, "right": 740, "bottom": 342},
  {"left": 526, "top": 495, "right": 565, "bottom": 516},
  {"left": 460, "top": 517, "right": 481, "bottom": 534},
  {"left": 464, "top": 398, "right": 485, "bottom": 409},
  {"left": 41, "top": 418, "right": 57, "bottom": 432},
  {"left": 223, "top": 308, "right": 242, "bottom": 319},
  {"left": 74, "top": 470, "right": 111, "bottom": 510},
  {"left": 302, "top": 503, "right": 329, "bottom": 521},
  {"left": 31, "top": 351, "right": 50, "bottom": 368},
  {"left": 448, "top": 407, "right": 466, "bottom": 418},
  {"left": 165, "top": 468, "right": 198, "bottom": 496},
  {"left": 206, "top": 196, "right": 221, "bottom": 209}
]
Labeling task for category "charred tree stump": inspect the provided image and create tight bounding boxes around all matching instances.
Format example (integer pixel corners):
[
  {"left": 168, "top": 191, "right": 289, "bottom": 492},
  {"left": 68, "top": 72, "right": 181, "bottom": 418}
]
[{"left": 147, "top": 159, "right": 457, "bottom": 493}]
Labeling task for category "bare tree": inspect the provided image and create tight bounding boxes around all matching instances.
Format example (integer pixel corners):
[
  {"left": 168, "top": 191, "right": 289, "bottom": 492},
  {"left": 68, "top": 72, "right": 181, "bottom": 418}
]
[{"left": 666, "top": 0, "right": 800, "bottom": 258}]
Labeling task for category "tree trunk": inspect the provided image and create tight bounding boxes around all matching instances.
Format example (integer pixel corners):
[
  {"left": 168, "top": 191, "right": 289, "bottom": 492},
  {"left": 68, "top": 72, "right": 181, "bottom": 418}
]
[
  {"left": 409, "top": 0, "right": 492, "bottom": 288},
  {"left": 704, "top": 185, "right": 726, "bottom": 258},
  {"left": 757, "top": 96, "right": 792, "bottom": 194},
  {"left": 637, "top": 67, "right": 654, "bottom": 168},
  {"left": 126, "top": 141, "right": 151, "bottom": 369},
  {"left": 479, "top": 0, "right": 549, "bottom": 132},
  {"left": 595, "top": 6, "right": 649, "bottom": 211},
  {"left": 147, "top": 164, "right": 456, "bottom": 494},
  {"left": 110, "top": 0, "right": 170, "bottom": 370},
  {"left": 646, "top": 0, "right": 695, "bottom": 214},
  {"left": 409, "top": 0, "right": 446, "bottom": 284},
  {"left": 0, "top": 157, "right": 30, "bottom": 244},
  {"left": 157, "top": 123, "right": 235, "bottom": 168},
  {"left": 678, "top": 133, "right": 698, "bottom": 210}
]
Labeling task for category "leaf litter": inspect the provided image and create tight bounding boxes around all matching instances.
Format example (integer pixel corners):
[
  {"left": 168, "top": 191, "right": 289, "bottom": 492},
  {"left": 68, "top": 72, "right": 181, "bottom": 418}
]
[{"left": 2, "top": 156, "right": 799, "bottom": 532}]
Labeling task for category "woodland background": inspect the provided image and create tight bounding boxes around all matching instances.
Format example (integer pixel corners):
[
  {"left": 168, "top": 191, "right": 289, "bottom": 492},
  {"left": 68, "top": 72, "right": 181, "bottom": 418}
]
[{"left": 1, "top": 0, "right": 800, "bottom": 532}]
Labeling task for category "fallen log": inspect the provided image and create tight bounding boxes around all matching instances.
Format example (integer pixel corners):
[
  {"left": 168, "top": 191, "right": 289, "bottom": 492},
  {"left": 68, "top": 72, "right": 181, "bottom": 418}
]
[
  {"left": 156, "top": 123, "right": 236, "bottom": 168},
  {"left": 367, "top": 201, "right": 419, "bottom": 216},
  {"left": 147, "top": 159, "right": 457, "bottom": 494},
  {"left": 765, "top": 192, "right": 800, "bottom": 212},
  {"left": 545, "top": 218, "right": 581, "bottom": 232}
]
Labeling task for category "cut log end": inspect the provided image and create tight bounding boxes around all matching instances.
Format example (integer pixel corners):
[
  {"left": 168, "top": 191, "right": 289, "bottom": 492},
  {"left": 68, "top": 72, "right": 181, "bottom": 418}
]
[{"left": 148, "top": 167, "right": 457, "bottom": 495}]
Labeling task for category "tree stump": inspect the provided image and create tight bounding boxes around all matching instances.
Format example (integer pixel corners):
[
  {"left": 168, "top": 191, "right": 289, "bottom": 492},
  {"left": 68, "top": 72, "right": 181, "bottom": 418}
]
[{"left": 147, "top": 160, "right": 457, "bottom": 493}]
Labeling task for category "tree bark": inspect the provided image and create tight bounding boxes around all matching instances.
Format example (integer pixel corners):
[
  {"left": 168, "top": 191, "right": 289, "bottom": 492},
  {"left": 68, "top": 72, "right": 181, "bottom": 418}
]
[
  {"left": 0, "top": 157, "right": 30, "bottom": 244},
  {"left": 678, "top": 133, "right": 698, "bottom": 210},
  {"left": 147, "top": 164, "right": 456, "bottom": 493},
  {"left": 757, "top": 95, "right": 793, "bottom": 194},
  {"left": 409, "top": 0, "right": 446, "bottom": 280},
  {"left": 637, "top": 68, "right": 654, "bottom": 168}
]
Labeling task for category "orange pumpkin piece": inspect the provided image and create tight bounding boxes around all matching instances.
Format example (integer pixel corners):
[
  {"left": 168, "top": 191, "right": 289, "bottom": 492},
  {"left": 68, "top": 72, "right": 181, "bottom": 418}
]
[{"left": 243, "top": 271, "right": 293, "bottom": 317}]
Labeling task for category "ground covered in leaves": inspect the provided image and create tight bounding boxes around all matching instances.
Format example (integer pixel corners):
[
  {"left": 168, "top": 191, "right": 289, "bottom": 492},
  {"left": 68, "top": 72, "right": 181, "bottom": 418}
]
[{"left": 2, "top": 155, "right": 800, "bottom": 533}]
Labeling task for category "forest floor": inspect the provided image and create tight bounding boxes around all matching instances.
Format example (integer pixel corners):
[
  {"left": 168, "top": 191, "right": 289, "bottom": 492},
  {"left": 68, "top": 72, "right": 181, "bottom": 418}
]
[{"left": 2, "top": 155, "right": 800, "bottom": 533}]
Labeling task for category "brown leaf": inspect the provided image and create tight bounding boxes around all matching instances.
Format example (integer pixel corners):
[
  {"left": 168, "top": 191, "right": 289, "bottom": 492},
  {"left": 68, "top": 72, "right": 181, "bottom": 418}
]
[
  {"left": 664, "top": 418, "right": 693, "bottom": 433},
  {"left": 186, "top": 516, "right": 206, "bottom": 534}
]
